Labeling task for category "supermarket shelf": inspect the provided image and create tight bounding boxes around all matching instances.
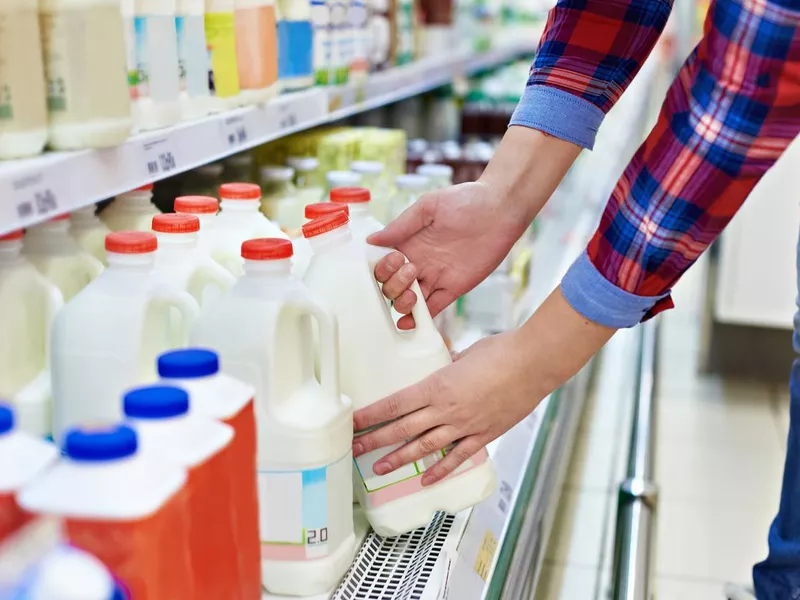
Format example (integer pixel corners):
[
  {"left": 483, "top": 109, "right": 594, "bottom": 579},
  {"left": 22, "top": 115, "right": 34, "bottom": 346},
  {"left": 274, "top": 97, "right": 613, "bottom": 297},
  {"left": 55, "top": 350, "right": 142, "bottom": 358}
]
[{"left": 0, "top": 36, "right": 541, "bottom": 237}]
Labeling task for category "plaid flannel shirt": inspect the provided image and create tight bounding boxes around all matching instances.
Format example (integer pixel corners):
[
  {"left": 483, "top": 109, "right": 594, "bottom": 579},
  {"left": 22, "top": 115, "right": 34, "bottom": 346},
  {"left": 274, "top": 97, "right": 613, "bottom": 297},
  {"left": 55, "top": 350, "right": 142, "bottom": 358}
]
[{"left": 511, "top": 0, "right": 800, "bottom": 327}]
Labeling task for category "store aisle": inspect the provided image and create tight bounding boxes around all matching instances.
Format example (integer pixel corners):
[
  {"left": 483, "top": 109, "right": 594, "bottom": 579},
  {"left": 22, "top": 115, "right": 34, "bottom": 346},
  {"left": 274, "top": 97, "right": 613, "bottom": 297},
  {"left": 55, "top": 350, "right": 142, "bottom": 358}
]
[{"left": 535, "top": 256, "right": 788, "bottom": 600}]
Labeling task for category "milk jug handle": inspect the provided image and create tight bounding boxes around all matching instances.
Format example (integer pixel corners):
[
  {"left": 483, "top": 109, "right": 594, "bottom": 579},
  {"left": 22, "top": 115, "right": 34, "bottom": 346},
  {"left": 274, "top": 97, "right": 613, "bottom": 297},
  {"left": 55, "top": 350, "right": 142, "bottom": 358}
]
[
  {"left": 199, "top": 261, "right": 237, "bottom": 291},
  {"left": 366, "top": 244, "right": 440, "bottom": 341},
  {"left": 78, "top": 253, "right": 104, "bottom": 281},
  {"left": 150, "top": 285, "right": 201, "bottom": 345},
  {"left": 281, "top": 295, "right": 341, "bottom": 403}
]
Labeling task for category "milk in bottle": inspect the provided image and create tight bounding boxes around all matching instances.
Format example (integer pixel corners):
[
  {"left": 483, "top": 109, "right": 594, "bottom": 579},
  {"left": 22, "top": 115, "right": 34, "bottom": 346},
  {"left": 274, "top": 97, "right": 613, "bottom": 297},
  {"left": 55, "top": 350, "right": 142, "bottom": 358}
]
[
  {"left": 329, "top": 186, "right": 382, "bottom": 240},
  {"left": 291, "top": 202, "right": 348, "bottom": 279},
  {"left": 18, "top": 425, "right": 194, "bottom": 600},
  {"left": 70, "top": 205, "right": 112, "bottom": 265},
  {"left": 23, "top": 216, "right": 104, "bottom": 302},
  {"left": 0, "top": 231, "right": 63, "bottom": 437},
  {"left": 191, "top": 238, "right": 355, "bottom": 596},
  {"left": 302, "top": 212, "right": 496, "bottom": 536},
  {"left": 50, "top": 232, "right": 199, "bottom": 442},
  {"left": 100, "top": 184, "right": 161, "bottom": 232}
]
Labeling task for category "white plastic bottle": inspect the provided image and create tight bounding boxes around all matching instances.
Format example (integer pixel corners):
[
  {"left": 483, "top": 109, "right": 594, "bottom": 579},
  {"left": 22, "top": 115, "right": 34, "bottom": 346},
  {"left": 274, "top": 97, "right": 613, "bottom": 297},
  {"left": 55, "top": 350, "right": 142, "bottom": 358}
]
[
  {"left": 260, "top": 166, "right": 301, "bottom": 232},
  {"left": 288, "top": 156, "right": 324, "bottom": 207},
  {"left": 416, "top": 163, "right": 454, "bottom": 190},
  {"left": 191, "top": 238, "right": 355, "bottom": 595},
  {"left": 0, "top": 404, "right": 58, "bottom": 542},
  {"left": 152, "top": 213, "right": 236, "bottom": 306},
  {"left": 174, "top": 195, "right": 219, "bottom": 254},
  {"left": 40, "top": 0, "right": 131, "bottom": 150},
  {"left": 123, "top": 385, "right": 243, "bottom": 599},
  {"left": 276, "top": 0, "right": 314, "bottom": 92},
  {"left": 330, "top": 186, "right": 382, "bottom": 240},
  {"left": 25, "top": 546, "right": 119, "bottom": 600},
  {"left": 0, "top": 231, "right": 63, "bottom": 437},
  {"left": 302, "top": 212, "right": 496, "bottom": 536},
  {"left": 350, "top": 160, "right": 389, "bottom": 221},
  {"left": 123, "top": 0, "right": 182, "bottom": 132},
  {"left": 292, "top": 202, "right": 348, "bottom": 279},
  {"left": 156, "top": 348, "right": 261, "bottom": 600},
  {"left": 205, "top": 0, "right": 241, "bottom": 111},
  {"left": 208, "top": 183, "right": 289, "bottom": 276},
  {"left": 23, "top": 216, "right": 104, "bottom": 302},
  {"left": 176, "top": 0, "right": 212, "bottom": 120},
  {"left": 18, "top": 425, "right": 194, "bottom": 600},
  {"left": 234, "top": 0, "right": 279, "bottom": 105},
  {"left": 324, "top": 170, "right": 361, "bottom": 200},
  {"left": 389, "top": 173, "right": 429, "bottom": 221},
  {"left": 100, "top": 184, "right": 161, "bottom": 232},
  {"left": 0, "top": 0, "right": 48, "bottom": 159},
  {"left": 70, "top": 205, "right": 111, "bottom": 265},
  {"left": 50, "top": 231, "right": 199, "bottom": 442}
]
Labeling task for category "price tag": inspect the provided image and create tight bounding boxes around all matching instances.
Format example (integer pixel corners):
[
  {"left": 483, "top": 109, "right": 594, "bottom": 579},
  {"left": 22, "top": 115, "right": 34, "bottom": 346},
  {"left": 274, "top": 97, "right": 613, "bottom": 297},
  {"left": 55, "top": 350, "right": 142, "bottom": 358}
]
[
  {"left": 220, "top": 115, "right": 249, "bottom": 149},
  {"left": 473, "top": 530, "right": 498, "bottom": 581},
  {"left": 496, "top": 479, "right": 513, "bottom": 516},
  {"left": 275, "top": 102, "right": 300, "bottom": 131},
  {"left": 11, "top": 172, "right": 60, "bottom": 221},
  {"left": 142, "top": 137, "right": 178, "bottom": 177}
]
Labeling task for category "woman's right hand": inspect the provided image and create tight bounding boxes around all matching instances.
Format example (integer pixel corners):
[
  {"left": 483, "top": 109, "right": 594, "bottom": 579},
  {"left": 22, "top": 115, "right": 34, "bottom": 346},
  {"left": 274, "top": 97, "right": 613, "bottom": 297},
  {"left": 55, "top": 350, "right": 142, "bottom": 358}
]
[{"left": 368, "top": 181, "right": 529, "bottom": 329}]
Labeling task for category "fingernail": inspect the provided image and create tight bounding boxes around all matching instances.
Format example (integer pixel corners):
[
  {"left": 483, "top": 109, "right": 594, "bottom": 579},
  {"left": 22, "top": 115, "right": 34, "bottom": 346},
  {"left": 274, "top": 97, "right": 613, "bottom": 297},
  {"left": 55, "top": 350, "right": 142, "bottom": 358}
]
[
  {"left": 421, "top": 474, "right": 436, "bottom": 486},
  {"left": 374, "top": 461, "right": 391, "bottom": 475},
  {"left": 353, "top": 443, "right": 364, "bottom": 456},
  {"left": 399, "top": 263, "right": 415, "bottom": 281}
]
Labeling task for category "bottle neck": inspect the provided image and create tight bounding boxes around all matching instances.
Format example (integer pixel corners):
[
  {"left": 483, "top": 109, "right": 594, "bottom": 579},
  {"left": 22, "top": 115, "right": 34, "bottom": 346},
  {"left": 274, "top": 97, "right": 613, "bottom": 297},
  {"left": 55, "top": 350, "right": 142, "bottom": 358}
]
[
  {"left": 0, "top": 240, "right": 23, "bottom": 265},
  {"left": 115, "top": 194, "right": 155, "bottom": 212},
  {"left": 243, "top": 258, "right": 293, "bottom": 278},
  {"left": 220, "top": 199, "right": 260, "bottom": 214},
  {"left": 155, "top": 232, "right": 200, "bottom": 258},
  {"left": 107, "top": 251, "right": 156, "bottom": 270},
  {"left": 25, "top": 222, "right": 72, "bottom": 247},
  {"left": 346, "top": 203, "right": 370, "bottom": 218},
  {"left": 308, "top": 225, "right": 352, "bottom": 254},
  {"left": 70, "top": 207, "right": 100, "bottom": 227}
]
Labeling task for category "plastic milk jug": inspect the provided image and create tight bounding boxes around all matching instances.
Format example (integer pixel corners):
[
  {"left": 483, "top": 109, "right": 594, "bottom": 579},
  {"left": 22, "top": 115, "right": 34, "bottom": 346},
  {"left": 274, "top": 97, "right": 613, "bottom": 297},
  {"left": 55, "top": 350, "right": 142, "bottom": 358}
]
[
  {"left": 124, "top": 385, "right": 241, "bottom": 600},
  {"left": 25, "top": 546, "right": 121, "bottom": 600},
  {"left": 330, "top": 187, "right": 382, "bottom": 240},
  {"left": 208, "top": 183, "right": 289, "bottom": 276},
  {"left": 0, "top": 231, "right": 63, "bottom": 437},
  {"left": 291, "top": 202, "right": 348, "bottom": 279},
  {"left": 18, "top": 425, "right": 193, "bottom": 600},
  {"left": 70, "top": 205, "right": 112, "bottom": 265},
  {"left": 50, "top": 232, "right": 199, "bottom": 443},
  {"left": 190, "top": 238, "right": 355, "bottom": 596},
  {"left": 0, "top": 405, "right": 58, "bottom": 542},
  {"left": 157, "top": 349, "right": 260, "bottom": 599},
  {"left": 100, "top": 184, "right": 161, "bottom": 232},
  {"left": 23, "top": 216, "right": 104, "bottom": 302},
  {"left": 174, "top": 195, "right": 219, "bottom": 256},
  {"left": 151, "top": 214, "right": 236, "bottom": 307},
  {"left": 302, "top": 212, "right": 497, "bottom": 536}
]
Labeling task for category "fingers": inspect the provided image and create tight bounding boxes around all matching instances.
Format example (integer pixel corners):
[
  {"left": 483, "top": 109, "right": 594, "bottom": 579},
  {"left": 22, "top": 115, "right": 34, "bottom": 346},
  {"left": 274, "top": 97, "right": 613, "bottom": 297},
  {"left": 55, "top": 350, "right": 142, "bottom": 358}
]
[
  {"left": 397, "top": 314, "right": 416, "bottom": 330},
  {"left": 373, "top": 251, "right": 407, "bottom": 285},
  {"left": 396, "top": 289, "right": 451, "bottom": 330},
  {"left": 372, "top": 425, "right": 459, "bottom": 475},
  {"left": 352, "top": 381, "right": 430, "bottom": 432},
  {"left": 421, "top": 437, "right": 486, "bottom": 486},
  {"left": 367, "top": 195, "right": 434, "bottom": 248},
  {"left": 352, "top": 407, "right": 438, "bottom": 459},
  {"left": 393, "top": 289, "right": 417, "bottom": 314},
  {"left": 380, "top": 263, "right": 417, "bottom": 301}
]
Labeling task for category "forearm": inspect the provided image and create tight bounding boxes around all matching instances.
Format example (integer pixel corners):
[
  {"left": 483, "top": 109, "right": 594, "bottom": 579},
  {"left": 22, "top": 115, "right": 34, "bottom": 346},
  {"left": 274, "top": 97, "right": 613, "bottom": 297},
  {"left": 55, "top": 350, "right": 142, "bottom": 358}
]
[
  {"left": 479, "top": 126, "right": 582, "bottom": 225},
  {"left": 512, "top": 287, "right": 616, "bottom": 402}
]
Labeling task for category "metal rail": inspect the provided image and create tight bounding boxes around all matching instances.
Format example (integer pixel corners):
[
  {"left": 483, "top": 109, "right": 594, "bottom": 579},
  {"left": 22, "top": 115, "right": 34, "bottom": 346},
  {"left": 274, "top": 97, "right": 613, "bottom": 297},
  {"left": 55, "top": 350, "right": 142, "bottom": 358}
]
[{"left": 611, "top": 319, "right": 659, "bottom": 600}]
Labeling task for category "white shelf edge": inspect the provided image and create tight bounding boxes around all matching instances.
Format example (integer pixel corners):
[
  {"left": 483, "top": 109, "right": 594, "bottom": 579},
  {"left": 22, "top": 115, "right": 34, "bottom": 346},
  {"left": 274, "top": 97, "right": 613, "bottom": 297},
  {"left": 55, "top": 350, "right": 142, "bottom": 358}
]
[{"left": 0, "top": 37, "right": 540, "bottom": 237}]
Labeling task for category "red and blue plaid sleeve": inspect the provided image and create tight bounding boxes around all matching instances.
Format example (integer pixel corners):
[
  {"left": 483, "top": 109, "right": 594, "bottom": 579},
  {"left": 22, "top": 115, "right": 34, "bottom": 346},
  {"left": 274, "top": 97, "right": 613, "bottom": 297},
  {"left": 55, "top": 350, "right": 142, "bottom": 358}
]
[
  {"left": 561, "top": 0, "right": 800, "bottom": 328},
  {"left": 509, "top": 0, "right": 673, "bottom": 149}
]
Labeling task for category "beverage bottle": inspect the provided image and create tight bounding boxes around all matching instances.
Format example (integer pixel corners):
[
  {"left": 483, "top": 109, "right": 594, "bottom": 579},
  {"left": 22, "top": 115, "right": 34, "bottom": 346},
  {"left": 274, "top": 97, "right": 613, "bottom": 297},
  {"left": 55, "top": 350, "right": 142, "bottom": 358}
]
[
  {"left": 70, "top": 205, "right": 112, "bottom": 265},
  {"left": 100, "top": 184, "right": 161, "bottom": 233},
  {"left": 329, "top": 187, "right": 382, "bottom": 240}
]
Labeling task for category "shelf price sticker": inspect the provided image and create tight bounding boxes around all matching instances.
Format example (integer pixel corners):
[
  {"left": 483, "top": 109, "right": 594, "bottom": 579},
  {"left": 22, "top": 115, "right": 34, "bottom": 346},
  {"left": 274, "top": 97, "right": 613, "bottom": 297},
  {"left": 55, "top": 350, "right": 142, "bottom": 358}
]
[
  {"left": 473, "top": 530, "right": 498, "bottom": 581},
  {"left": 275, "top": 101, "right": 301, "bottom": 131},
  {"left": 142, "top": 137, "right": 178, "bottom": 178},
  {"left": 220, "top": 115, "right": 249, "bottom": 149},
  {"left": 11, "top": 172, "right": 59, "bottom": 222}
]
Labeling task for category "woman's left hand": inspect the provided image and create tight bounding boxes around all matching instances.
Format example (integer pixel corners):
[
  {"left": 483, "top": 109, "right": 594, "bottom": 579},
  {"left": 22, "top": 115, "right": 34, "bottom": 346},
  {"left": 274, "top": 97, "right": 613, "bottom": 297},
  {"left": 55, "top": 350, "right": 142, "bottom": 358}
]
[{"left": 352, "top": 331, "right": 543, "bottom": 486}]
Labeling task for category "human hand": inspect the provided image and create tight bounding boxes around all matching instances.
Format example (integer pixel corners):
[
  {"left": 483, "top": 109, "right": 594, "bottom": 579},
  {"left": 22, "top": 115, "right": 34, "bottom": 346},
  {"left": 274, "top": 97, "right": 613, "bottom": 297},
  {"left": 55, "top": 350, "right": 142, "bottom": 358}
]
[
  {"left": 368, "top": 182, "right": 529, "bottom": 330},
  {"left": 351, "top": 331, "right": 542, "bottom": 486}
]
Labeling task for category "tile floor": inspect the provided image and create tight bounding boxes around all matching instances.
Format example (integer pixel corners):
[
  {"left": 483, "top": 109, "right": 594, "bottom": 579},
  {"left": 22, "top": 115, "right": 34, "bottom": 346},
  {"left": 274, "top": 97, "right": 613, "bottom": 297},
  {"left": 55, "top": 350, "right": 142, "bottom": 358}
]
[{"left": 535, "top": 256, "right": 790, "bottom": 600}]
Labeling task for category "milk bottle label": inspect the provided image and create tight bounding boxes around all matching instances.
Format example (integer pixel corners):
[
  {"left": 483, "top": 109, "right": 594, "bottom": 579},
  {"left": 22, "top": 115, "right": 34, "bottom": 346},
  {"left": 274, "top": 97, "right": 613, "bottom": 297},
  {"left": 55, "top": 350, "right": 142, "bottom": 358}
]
[
  {"left": 353, "top": 443, "right": 490, "bottom": 508},
  {"left": 311, "top": 0, "right": 330, "bottom": 84},
  {"left": 258, "top": 452, "right": 351, "bottom": 560},
  {"left": 204, "top": 12, "right": 241, "bottom": 98}
]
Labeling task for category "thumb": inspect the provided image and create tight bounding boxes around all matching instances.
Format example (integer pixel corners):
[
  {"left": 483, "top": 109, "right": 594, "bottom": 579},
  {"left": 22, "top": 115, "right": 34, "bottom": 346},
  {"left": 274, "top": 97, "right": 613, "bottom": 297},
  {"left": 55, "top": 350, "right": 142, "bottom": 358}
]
[{"left": 367, "top": 195, "right": 433, "bottom": 248}]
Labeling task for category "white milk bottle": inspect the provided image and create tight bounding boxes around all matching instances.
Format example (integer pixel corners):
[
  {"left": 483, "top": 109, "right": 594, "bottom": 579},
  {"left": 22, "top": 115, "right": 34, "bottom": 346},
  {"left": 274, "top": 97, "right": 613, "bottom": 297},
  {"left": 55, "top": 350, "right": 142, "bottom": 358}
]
[
  {"left": 18, "top": 425, "right": 194, "bottom": 600},
  {"left": 0, "top": 0, "right": 48, "bottom": 159},
  {"left": 416, "top": 163, "right": 453, "bottom": 190},
  {"left": 156, "top": 348, "right": 261, "bottom": 600},
  {"left": 0, "top": 231, "right": 63, "bottom": 437},
  {"left": 0, "top": 404, "right": 58, "bottom": 542},
  {"left": 292, "top": 202, "right": 348, "bottom": 278},
  {"left": 121, "top": 0, "right": 182, "bottom": 132},
  {"left": 330, "top": 186, "right": 382, "bottom": 240},
  {"left": 100, "top": 184, "right": 161, "bottom": 232},
  {"left": 191, "top": 238, "right": 355, "bottom": 595},
  {"left": 389, "top": 173, "right": 429, "bottom": 221},
  {"left": 123, "top": 385, "right": 243, "bottom": 599},
  {"left": 50, "top": 232, "right": 199, "bottom": 442},
  {"left": 350, "top": 160, "right": 389, "bottom": 222},
  {"left": 324, "top": 170, "right": 360, "bottom": 200},
  {"left": 209, "top": 183, "right": 288, "bottom": 276},
  {"left": 302, "top": 212, "right": 496, "bottom": 536},
  {"left": 260, "top": 166, "right": 301, "bottom": 233},
  {"left": 24, "top": 216, "right": 104, "bottom": 302},
  {"left": 288, "top": 156, "right": 324, "bottom": 207},
  {"left": 176, "top": 0, "right": 212, "bottom": 120},
  {"left": 70, "top": 205, "right": 111, "bottom": 265},
  {"left": 174, "top": 195, "right": 219, "bottom": 254},
  {"left": 40, "top": 0, "right": 131, "bottom": 150}
]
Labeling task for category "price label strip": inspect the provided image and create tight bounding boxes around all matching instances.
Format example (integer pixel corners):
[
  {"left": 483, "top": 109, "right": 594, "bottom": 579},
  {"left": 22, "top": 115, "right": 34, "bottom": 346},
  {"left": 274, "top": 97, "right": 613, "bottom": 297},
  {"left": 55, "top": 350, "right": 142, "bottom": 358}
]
[
  {"left": 220, "top": 115, "right": 250, "bottom": 150},
  {"left": 141, "top": 137, "right": 178, "bottom": 179},
  {"left": 10, "top": 172, "right": 60, "bottom": 222}
]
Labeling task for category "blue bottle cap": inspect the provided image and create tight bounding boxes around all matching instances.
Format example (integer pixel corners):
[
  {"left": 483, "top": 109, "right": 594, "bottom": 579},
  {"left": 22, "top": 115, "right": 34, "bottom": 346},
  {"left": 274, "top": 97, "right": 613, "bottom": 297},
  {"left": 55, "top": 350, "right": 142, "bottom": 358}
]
[
  {"left": 123, "top": 385, "right": 189, "bottom": 420},
  {"left": 157, "top": 349, "right": 219, "bottom": 379},
  {"left": 111, "top": 581, "right": 129, "bottom": 600},
  {"left": 64, "top": 425, "right": 137, "bottom": 462},
  {"left": 0, "top": 404, "right": 13, "bottom": 434}
]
